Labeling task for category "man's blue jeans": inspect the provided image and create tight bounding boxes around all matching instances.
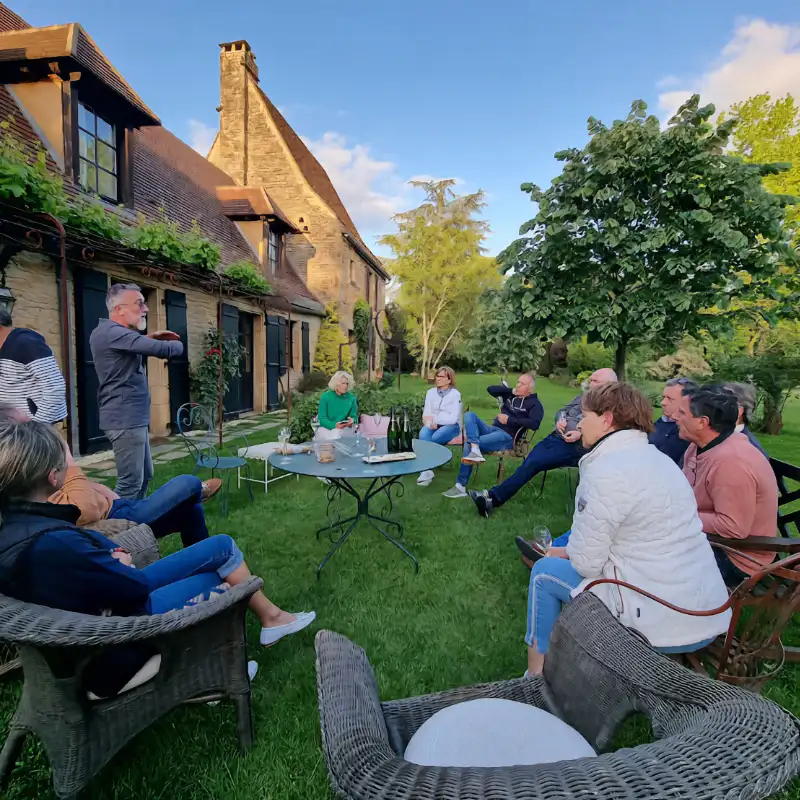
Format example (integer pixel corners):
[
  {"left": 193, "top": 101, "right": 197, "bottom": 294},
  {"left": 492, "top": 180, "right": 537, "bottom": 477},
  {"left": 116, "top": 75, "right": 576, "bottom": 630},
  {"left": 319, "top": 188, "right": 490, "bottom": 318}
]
[
  {"left": 143, "top": 534, "right": 244, "bottom": 614},
  {"left": 109, "top": 474, "right": 209, "bottom": 547},
  {"left": 457, "top": 412, "right": 514, "bottom": 486},
  {"left": 418, "top": 423, "right": 461, "bottom": 445},
  {"left": 490, "top": 431, "right": 584, "bottom": 507}
]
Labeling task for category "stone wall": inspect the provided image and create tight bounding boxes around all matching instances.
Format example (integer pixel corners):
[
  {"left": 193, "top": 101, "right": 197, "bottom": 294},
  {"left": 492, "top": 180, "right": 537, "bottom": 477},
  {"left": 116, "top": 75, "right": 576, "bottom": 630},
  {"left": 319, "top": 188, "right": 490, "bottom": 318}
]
[
  {"left": 211, "top": 42, "right": 385, "bottom": 337},
  {"left": 3, "top": 252, "right": 316, "bottom": 451}
]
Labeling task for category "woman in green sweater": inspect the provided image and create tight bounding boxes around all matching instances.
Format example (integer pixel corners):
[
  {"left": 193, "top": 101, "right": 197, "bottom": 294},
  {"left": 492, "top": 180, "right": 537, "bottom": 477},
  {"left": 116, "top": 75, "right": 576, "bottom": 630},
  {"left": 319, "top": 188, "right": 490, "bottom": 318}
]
[{"left": 316, "top": 371, "right": 358, "bottom": 440}]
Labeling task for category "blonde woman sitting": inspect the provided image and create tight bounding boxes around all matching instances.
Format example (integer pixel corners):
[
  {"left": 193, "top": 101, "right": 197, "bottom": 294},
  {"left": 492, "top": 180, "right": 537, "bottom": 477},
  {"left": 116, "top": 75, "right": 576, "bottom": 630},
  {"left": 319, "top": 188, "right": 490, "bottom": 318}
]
[
  {"left": 417, "top": 366, "right": 462, "bottom": 487},
  {"left": 315, "top": 371, "right": 358, "bottom": 442}
]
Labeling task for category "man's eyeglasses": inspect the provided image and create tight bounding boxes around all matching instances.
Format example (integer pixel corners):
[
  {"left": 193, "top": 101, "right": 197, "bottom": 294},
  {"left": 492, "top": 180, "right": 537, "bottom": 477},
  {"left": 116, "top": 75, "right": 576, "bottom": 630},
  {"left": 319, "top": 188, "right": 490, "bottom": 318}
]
[{"left": 119, "top": 300, "right": 147, "bottom": 309}]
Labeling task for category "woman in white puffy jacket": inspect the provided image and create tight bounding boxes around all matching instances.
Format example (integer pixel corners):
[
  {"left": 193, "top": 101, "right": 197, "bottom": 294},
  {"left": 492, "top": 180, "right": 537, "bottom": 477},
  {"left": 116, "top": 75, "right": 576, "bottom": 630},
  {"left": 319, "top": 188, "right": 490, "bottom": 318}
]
[
  {"left": 416, "top": 366, "right": 462, "bottom": 487},
  {"left": 525, "top": 382, "right": 731, "bottom": 677}
]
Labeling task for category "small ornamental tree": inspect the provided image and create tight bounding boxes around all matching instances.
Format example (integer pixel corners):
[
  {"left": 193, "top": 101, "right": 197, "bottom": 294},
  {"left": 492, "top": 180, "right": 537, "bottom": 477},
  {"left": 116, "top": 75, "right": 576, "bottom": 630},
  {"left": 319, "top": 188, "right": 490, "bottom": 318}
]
[
  {"left": 190, "top": 329, "right": 246, "bottom": 420},
  {"left": 498, "top": 96, "right": 797, "bottom": 380},
  {"left": 312, "top": 304, "right": 352, "bottom": 377}
]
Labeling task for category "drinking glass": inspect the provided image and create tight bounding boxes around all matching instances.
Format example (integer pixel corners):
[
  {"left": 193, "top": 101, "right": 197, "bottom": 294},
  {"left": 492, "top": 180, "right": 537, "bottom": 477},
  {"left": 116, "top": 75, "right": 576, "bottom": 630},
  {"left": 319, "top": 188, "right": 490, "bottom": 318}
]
[{"left": 532, "top": 526, "right": 552, "bottom": 553}]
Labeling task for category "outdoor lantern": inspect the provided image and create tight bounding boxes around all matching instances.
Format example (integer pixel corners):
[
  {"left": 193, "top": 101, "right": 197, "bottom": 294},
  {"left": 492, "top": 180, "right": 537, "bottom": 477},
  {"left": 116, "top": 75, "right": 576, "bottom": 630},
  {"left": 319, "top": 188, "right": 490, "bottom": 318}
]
[{"left": 0, "top": 284, "right": 15, "bottom": 317}]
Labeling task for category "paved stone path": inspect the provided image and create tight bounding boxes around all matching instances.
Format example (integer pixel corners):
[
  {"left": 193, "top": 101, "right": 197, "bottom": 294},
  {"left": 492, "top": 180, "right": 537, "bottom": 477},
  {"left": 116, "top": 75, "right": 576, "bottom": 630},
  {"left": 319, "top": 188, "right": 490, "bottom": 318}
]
[{"left": 77, "top": 411, "right": 287, "bottom": 478}]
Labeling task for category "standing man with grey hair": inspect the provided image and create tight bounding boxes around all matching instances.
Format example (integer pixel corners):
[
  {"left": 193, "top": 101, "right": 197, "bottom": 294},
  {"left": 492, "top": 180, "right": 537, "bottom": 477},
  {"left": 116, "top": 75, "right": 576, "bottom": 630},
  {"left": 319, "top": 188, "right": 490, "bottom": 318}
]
[
  {"left": 90, "top": 284, "right": 182, "bottom": 499},
  {"left": 722, "top": 382, "right": 769, "bottom": 459}
]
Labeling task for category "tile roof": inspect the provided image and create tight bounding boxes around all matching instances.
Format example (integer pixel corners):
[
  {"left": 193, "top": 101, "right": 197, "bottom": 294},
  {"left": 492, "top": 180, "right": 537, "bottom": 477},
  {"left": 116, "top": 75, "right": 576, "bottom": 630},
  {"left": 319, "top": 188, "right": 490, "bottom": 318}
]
[
  {"left": 216, "top": 185, "right": 299, "bottom": 231},
  {"left": 254, "top": 83, "right": 385, "bottom": 273},
  {"left": 0, "top": 3, "right": 26, "bottom": 32},
  {"left": 132, "top": 126, "right": 320, "bottom": 307},
  {"left": 0, "top": 4, "right": 321, "bottom": 311},
  {"left": 0, "top": 22, "right": 158, "bottom": 124}
]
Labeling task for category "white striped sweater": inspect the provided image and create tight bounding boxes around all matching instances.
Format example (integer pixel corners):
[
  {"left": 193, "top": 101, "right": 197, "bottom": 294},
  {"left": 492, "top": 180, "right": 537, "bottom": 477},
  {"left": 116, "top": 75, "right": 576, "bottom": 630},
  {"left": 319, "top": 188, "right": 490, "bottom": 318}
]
[{"left": 0, "top": 328, "right": 67, "bottom": 423}]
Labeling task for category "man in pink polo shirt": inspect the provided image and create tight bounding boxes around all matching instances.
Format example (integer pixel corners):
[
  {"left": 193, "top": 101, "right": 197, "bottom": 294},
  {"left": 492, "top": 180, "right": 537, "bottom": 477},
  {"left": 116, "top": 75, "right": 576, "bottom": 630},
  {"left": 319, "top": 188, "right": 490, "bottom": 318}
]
[{"left": 676, "top": 385, "right": 778, "bottom": 586}]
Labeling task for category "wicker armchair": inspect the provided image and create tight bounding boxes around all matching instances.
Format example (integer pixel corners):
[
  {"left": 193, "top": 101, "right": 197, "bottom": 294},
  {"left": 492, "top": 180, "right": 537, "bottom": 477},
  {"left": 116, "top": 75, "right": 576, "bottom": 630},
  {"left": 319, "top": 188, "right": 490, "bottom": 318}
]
[
  {"left": 0, "top": 523, "right": 262, "bottom": 800},
  {"left": 315, "top": 593, "right": 800, "bottom": 799}
]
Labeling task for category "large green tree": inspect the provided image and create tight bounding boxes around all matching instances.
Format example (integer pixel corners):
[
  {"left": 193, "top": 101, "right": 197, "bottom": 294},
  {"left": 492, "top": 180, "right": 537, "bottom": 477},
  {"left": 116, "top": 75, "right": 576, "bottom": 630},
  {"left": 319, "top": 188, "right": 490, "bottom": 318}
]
[
  {"left": 724, "top": 93, "right": 800, "bottom": 241},
  {"left": 380, "top": 179, "right": 500, "bottom": 375},
  {"left": 498, "top": 96, "right": 796, "bottom": 380}
]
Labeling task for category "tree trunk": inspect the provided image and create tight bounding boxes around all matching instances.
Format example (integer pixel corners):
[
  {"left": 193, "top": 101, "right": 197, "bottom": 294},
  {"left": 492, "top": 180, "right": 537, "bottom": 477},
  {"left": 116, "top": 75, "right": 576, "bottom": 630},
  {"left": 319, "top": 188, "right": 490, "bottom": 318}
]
[{"left": 614, "top": 340, "right": 627, "bottom": 382}]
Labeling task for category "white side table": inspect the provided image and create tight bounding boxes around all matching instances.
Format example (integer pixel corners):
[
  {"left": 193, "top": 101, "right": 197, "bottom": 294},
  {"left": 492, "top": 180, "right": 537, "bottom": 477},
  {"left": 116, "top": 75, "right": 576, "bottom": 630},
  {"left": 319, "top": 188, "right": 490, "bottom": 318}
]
[{"left": 237, "top": 442, "right": 300, "bottom": 494}]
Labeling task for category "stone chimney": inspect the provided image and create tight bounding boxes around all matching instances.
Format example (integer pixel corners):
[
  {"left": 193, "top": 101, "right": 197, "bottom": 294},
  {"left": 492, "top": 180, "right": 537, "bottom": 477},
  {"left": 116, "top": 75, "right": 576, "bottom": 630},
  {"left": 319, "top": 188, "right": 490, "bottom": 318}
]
[{"left": 218, "top": 40, "right": 259, "bottom": 186}]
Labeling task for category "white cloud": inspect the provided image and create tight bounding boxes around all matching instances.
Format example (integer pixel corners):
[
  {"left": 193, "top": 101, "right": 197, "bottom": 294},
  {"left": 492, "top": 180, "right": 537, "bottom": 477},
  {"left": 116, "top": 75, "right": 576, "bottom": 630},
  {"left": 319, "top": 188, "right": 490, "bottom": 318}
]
[
  {"left": 188, "top": 119, "right": 217, "bottom": 155},
  {"left": 302, "top": 131, "right": 411, "bottom": 234},
  {"left": 658, "top": 18, "right": 800, "bottom": 120}
]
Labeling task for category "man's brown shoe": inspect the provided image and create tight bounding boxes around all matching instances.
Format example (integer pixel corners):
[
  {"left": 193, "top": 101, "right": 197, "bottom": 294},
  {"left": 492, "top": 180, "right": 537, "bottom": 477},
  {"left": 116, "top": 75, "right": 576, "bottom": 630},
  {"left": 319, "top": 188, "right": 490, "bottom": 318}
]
[{"left": 201, "top": 478, "right": 223, "bottom": 502}]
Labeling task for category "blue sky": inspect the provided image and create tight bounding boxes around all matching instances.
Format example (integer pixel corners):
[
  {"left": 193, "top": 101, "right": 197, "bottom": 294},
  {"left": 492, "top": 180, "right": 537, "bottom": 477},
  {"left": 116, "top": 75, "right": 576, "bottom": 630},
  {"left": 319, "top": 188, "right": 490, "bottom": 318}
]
[{"left": 12, "top": 0, "right": 800, "bottom": 257}]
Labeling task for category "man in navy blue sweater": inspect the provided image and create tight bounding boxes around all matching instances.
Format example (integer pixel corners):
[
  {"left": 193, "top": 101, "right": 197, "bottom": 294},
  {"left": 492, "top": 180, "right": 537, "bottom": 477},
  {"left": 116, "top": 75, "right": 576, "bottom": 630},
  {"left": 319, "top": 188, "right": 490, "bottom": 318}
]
[{"left": 648, "top": 377, "right": 696, "bottom": 465}]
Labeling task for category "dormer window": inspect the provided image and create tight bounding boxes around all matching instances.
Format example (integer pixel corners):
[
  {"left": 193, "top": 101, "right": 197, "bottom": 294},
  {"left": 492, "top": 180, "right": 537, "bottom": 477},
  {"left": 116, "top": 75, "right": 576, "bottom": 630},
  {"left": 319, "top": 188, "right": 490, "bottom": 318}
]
[
  {"left": 78, "top": 102, "right": 119, "bottom": 202},
  {"left": 267, "top": 226, "right": 281, "bottom": 275}
]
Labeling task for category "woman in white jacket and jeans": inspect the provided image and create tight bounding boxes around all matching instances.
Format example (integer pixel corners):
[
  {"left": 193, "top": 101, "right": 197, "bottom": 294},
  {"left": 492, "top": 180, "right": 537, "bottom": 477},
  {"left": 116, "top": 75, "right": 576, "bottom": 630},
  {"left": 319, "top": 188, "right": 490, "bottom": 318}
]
[
  {"left": 417, "top": 366, "right": 461, "bottom": 487},
  {"left": 525, "top": 382, "right": 731, "bottom": 676}
]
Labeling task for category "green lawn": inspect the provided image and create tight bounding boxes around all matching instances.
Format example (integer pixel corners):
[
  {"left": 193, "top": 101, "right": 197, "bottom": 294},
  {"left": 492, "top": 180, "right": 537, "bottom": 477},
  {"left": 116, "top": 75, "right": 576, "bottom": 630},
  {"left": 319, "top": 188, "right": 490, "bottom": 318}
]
[{"left": 1, "top": 374, "right": 798, "bottom": 799}]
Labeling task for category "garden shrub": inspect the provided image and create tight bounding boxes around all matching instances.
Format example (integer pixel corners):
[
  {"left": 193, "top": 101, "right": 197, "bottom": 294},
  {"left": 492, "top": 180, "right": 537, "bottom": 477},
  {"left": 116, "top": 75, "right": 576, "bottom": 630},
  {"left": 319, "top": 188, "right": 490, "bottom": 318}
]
[
  {"left": 646, "top": 349, "right": 712, "bottom": 381},
  {"left": 295, "top": 370, "right": 328, "bottom": 394},
  {"left": 566, "top": 338, "right": 613, "bottom": 376},
  {"left": 312, "top": 304, "right": 352, "bottom": 377}
]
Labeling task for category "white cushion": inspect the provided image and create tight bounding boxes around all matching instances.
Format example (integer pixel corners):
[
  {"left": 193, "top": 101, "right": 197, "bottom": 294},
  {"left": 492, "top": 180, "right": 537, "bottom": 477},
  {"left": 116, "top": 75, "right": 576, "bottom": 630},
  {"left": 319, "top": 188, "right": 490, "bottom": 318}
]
[{"left": 404, "top": 698, "right": 595, "bottom": 767}]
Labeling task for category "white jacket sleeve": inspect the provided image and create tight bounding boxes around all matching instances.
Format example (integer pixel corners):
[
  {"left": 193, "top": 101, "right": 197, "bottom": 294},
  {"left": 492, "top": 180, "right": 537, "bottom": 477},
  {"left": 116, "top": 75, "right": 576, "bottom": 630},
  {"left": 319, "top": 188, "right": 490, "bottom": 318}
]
[
  {"left": 567, "top": 471, "right": 629, "bottom": 579},
  {"left": 423, "top": 389, "right": 434, "bottom": 420}
]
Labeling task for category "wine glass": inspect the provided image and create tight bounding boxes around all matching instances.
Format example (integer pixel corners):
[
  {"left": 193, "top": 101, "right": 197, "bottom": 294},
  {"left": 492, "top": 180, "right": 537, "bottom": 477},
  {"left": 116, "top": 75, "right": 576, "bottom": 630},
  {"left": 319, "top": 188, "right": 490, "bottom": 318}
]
[
  {"left": 372, "top": 411, "right": 382, "bottom": 429},
  {"left": 532, "top": 525, "right": 552, "bottom": 554},
  {"left": 279, "top": 426, "right": 291, "bottom": 444},
  {"left": 310, "top": 416, "right": 320, "bottom": 438}
]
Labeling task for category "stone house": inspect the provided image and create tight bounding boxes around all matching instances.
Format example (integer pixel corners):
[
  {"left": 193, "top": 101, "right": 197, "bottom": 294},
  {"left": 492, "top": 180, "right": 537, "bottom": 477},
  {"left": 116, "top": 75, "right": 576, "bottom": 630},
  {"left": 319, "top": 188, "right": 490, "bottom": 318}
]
[
  {"left": 208, "top": 40, "right": 388, "bottom": 348},
  {"left": 0, "top": 5, "right": 381, "bottom": 454}
]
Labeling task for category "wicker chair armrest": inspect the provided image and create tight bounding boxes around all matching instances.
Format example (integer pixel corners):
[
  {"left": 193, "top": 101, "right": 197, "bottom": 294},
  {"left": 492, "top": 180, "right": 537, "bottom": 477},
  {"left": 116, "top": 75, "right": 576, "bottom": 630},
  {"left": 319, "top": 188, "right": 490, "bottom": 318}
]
[
  {"left": 381, "top": 676, "right": 545, "bottom": 753},
  {"left": 0, "top": 577, "right": 262, "bottom": 647},
  {"left": 707, "top": 534, "right": 800, "bottom": 553}
]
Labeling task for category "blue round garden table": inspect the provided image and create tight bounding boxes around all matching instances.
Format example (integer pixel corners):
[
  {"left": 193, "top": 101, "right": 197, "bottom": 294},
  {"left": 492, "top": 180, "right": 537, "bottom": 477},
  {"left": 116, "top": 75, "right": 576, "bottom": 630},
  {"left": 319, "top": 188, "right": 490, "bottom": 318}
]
[{"left": 268, "top": 438, "right": 451, "bottom": 576}]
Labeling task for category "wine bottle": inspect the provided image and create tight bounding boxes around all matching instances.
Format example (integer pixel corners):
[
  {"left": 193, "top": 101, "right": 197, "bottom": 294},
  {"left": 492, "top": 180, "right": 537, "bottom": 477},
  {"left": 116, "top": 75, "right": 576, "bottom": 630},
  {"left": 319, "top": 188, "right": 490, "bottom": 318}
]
[
  {"left": 402, "top": 407, "right": 412, "bottom": 452},
  {"left": 387, "top": 407, "right": 400, "bottom": 453}
]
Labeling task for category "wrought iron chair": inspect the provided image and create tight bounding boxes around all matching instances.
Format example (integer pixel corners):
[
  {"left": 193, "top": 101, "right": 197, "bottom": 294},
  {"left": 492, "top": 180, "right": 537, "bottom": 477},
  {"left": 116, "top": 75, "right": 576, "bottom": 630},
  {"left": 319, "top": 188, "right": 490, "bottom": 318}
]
[
  {"left": 314, "top": 593, "right": 800, "bottom": 800},
  {"left": 176, "top": 402, "right": 253, "bottom": 517},
  {"left": 0, "top": 522, "right": 261, "bottom": 799},
  {"left": 583, "top": 544, "right": 800, "bottom": 692}
]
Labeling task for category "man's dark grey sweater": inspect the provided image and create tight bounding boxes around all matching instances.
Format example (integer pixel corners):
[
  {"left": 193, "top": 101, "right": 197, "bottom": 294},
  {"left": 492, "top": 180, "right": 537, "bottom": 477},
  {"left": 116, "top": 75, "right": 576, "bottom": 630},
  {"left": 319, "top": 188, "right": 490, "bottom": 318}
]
[{"left": 90, "top": 319, "right": 183, "bottom": 430}]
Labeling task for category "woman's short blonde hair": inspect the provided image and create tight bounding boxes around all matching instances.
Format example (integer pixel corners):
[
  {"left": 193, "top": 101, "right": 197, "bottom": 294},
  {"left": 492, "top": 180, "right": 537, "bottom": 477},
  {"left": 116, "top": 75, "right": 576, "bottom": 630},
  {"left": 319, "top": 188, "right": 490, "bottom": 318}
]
[
  {"left": 329, "top": 371, "right": 354, "bottom": 391},
  {"left": 434, "top": 365, "right": 457, "bottom": 388}
]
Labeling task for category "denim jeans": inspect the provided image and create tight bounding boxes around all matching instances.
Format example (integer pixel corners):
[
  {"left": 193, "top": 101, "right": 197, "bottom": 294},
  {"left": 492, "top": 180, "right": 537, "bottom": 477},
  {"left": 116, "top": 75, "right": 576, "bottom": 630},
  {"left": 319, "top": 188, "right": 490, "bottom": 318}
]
[
  {"left": 525, "top": 556, "right": 583, "bottom": 653},
  {"left": 418, "top": 423, "right": 461, "bottom": 446},
  {"left": 142, "top": 534, "right": 244, "bottom": 615},
  {"left": 490, "top": 431, "right": 584, "bottom": 507},
  {"left": 531, "top": 528, "right": 717, "bottom": 655},
  {"left": 109, "top": 474, "right": 209, "bottom": 547},
  {"left": 106, "top": 426, "right": 153, "bottom": 500},
  {"left": 456, "top": 412, "right": 514, "bottom": 486}
]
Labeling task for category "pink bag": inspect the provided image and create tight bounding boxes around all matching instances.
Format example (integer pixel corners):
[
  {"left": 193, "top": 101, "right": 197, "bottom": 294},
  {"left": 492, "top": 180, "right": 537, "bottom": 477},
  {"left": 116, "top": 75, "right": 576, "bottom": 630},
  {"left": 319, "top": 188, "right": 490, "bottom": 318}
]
[{"left": 359, "top": 414, "right": 390, "bottom": 436}]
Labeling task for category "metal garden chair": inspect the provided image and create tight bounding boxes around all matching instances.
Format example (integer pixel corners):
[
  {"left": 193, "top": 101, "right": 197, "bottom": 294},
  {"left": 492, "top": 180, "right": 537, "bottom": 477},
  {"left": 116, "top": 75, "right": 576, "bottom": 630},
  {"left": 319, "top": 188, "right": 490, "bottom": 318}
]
[{"left": 176, "top": 402, "right": 253, "bottom": 517}]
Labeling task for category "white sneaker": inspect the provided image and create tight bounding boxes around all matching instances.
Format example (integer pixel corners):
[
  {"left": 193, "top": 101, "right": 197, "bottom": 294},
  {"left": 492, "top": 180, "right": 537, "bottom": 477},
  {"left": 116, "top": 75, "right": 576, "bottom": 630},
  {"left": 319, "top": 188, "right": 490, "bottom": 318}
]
[
  {"left": 260, "top": 611, "right": 316, "bottom": 647},
  {"left": 416, "top": 470, "right": 435, "bottom": 486},
  {"left": 462, "top": 446, "right": 485, "bottom": 463},
  {"left": 442, "top": 484, "right": 467, "bottom": 499}
]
